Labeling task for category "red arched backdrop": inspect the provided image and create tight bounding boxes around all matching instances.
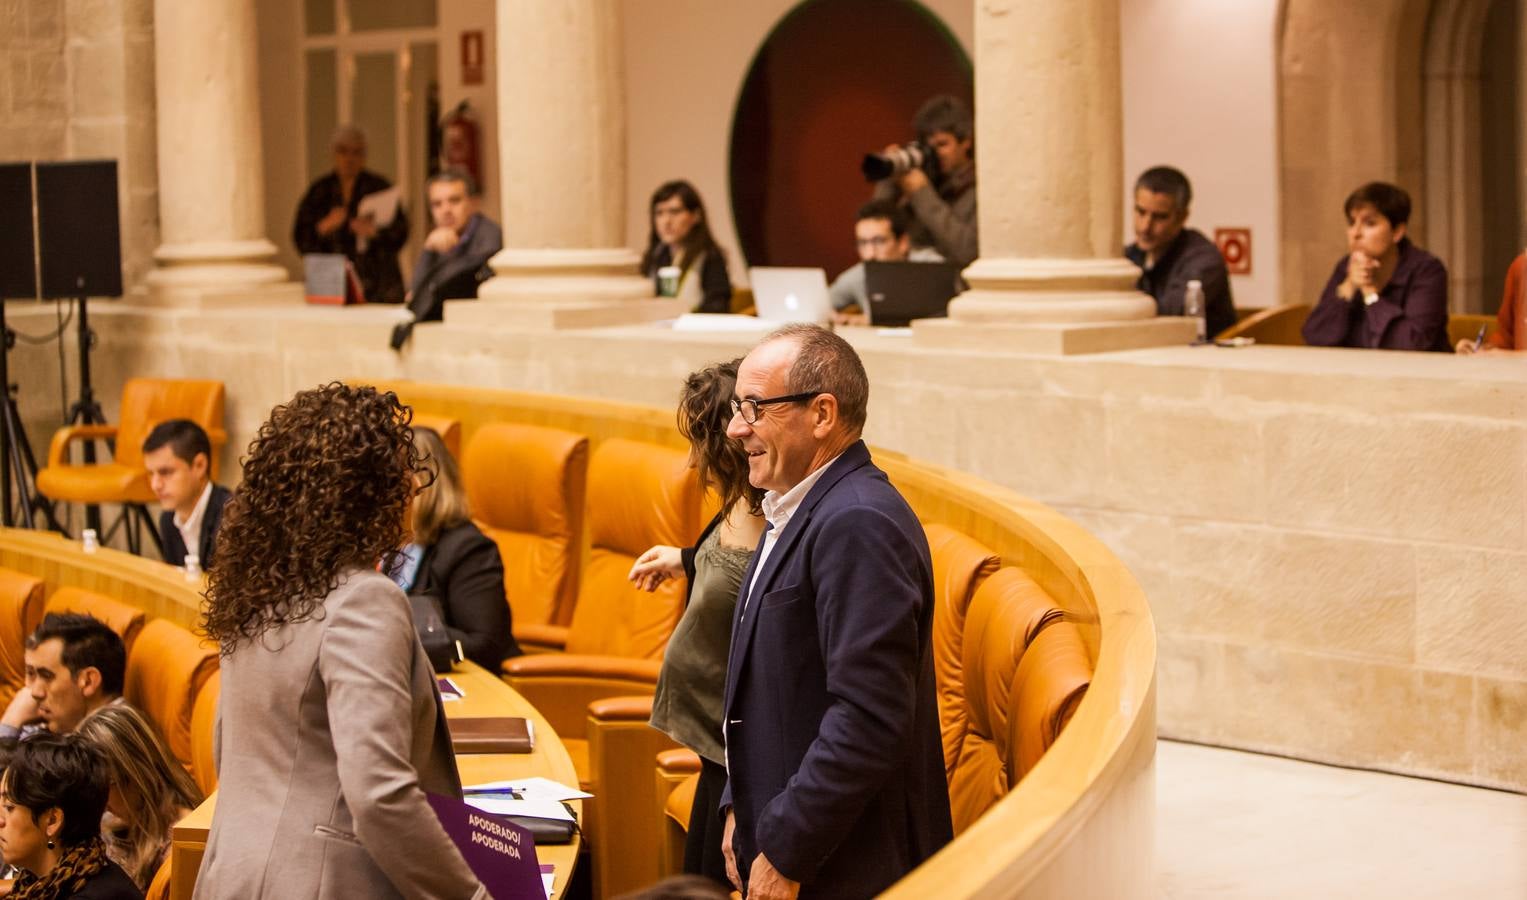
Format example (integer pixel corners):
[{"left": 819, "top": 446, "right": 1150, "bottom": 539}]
[{"left": 729, "top": 0, "right": 973, "bottom": 276}]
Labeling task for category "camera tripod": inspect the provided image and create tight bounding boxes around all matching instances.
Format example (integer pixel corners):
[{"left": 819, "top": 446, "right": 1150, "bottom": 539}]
[{"left": 0, "top": 299, "right": 64, "bottom": 531}]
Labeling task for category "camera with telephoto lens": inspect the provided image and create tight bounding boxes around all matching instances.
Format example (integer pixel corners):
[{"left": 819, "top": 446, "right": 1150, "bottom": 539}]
[{"left": 861, "top": 140, "right": 940, "bottom": 183}]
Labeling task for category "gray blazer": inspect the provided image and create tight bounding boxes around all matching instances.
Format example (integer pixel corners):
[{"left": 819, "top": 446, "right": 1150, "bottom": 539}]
[{"left": 194, "top": 569, "right": 487, "bottom": 900}]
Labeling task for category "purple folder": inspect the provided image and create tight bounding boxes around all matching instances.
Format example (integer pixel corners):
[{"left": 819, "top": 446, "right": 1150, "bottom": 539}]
[{"left": 427, "top": 792, "right": 546, "bottom": 898}]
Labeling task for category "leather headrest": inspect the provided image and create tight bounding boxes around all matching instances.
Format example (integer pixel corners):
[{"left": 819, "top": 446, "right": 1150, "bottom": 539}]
[
  {"left": 587, "top": 439, "right": 700, "bottom": 555},
  {"left": 463, "top": 422, "right": 589, "bottom": 538}
]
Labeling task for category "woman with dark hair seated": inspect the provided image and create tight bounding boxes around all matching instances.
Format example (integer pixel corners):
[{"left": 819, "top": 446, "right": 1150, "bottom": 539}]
[
  {"left": 1302, "top": 181, "right": 1451, "bottom": 352},
  {"left": 0, "top": 733, "right": 141, "bottom": 899},
  {"left": 390, "top": 426, "right": 519, "bottom": 670},
  {"left": 195, "top": 383, "right": 487, "bottom": 899},
  {"left": 640, "top": 180, "right": 733, "bottom": 313},
  {"left": 77, "top": 705, "right": 203, "bottom": 891},
  {"left": 628, "top": 359, "right": 764, "bottom": 883}
]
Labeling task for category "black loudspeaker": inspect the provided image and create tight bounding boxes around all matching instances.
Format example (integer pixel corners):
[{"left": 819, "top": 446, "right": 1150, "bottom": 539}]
[
  {"left": 0, "top": 164, "right": 37, "bottom": 299},
  {"left": 0, "top": 160, "right": 122, "bottom": 300}
]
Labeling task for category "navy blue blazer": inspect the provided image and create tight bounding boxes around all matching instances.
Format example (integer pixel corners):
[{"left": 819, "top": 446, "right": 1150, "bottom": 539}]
[{"left": 721, "top": 441, "right": 952, "bottom": 899}]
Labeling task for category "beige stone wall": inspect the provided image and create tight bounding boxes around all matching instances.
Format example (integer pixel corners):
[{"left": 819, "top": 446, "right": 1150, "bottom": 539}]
[
  {"left": 1278, "top": 0, "right": 1431, "bottom": 311},
  {"left": 0, "top": 0, "right": 159, "bottom": 294},
  {"left": 11, "top": 300, "right": 1524, "bottom": 791}
]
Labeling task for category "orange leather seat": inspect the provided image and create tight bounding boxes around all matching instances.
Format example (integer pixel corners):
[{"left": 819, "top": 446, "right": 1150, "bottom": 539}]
[
  {"left": 411, "top": 413, "right": 462, "bottom": 460},
  {"left": 145, "top": 856, "right": 170, "bottom": 900},
  {"left": 504, "top": 437, "right": 699, "bottom": 677},
  {"left": 35, "top": 378, "right": 227, "bottom": 506},
  {"left": 123, "top": 619, "right": 219, "bottom": 767},
  {"left": 656, "top": 750, "right": 703, "bottom": 880},
  {"left": 44, "top": 587, "right": 146, "bottom": 655},
  {"left": 0, "top": 568, "right": 46, "bottom": 706},
  {"left": 189, "top": 670, "right": 220, "bottom": 795},
  {"left": 925, "top": 523, "right": 1000, "bottom": 777},
  {"left": 503, "top": 439, "right": 700, "bottom": 896},
  {"left": 946, "top": 567, "right": 1064, "bottom": 834},
  {"left": 587, "top": 696, "right": 683, "bottom": 898},
  {"left": 462, "top": 422, "right": 589, "bottom": 632},
  {"left": 1011, "top": 620, "right": 1091, "bottom": 781}
]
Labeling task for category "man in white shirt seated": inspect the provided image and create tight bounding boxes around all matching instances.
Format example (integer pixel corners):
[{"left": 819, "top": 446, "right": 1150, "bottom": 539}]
[
  {"left": 142, "top": 419, "right": 230, "bottom": 570},
  {"left": 829, "top": 199, "right": 943, "bottom": 326}
]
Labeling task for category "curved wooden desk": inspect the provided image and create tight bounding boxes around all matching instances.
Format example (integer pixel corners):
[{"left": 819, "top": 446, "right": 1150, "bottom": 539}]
[
  {"left": 170, "top": 662, "right": 582, "bottom": 900},
  {"left": 0, "top": 531, "right": 580, "bottom": 900},
  {"left": 372, "top": 381, "right": 1158, "bottom": 899}
]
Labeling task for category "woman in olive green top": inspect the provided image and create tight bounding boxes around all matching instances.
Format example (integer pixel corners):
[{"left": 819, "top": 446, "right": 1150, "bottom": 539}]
[{"left": 629, "top": 359, "right": 764, "bottom": 883}]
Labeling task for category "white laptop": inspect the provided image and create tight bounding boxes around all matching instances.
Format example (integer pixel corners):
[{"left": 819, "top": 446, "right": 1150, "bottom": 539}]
[{"left": 748, "top": 266, "right": 834, "bottom": 324}]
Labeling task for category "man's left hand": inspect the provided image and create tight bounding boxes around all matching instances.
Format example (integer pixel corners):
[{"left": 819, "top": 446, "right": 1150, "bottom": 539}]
[
  {"left": 897, "top": 167, "right": 930, "bottom": 196},
  {"left": 349, "top": 214, "right": 378, "bottom": 239},
  {"left": 746, "top": 853, "right": 800, "bottom": 900}
]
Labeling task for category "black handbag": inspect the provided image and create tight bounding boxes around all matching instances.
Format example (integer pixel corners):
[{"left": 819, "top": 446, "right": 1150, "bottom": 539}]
[
  {"left": 408, "top": 591, "right": 461, "bottom": 673},
  {"left": 506, "top": 804, "right": 579, "bottom": 844}
]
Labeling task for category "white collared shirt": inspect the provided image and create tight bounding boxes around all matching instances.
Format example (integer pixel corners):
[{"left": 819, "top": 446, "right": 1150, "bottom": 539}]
[
  {"left": 743, "top": 453, "right": 843, "bottom": 613},
  {"left": 174, "top": 481, "right": 213, "bottom": 562}
]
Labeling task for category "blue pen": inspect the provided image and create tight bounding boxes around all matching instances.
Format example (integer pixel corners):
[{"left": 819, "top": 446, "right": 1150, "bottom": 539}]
[
  {"left": 1473, "top": 323, "right": 1487, "bottom": 352},
  {"left": 464, "top": 787, "right": 523, "bottom": 798}
]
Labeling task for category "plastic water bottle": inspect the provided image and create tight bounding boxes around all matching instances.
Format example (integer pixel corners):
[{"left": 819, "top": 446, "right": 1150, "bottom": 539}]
[
  {"left": 1184, "top": 279, "right": 1207, "bottom": 343},
  {"left": 184, "top": 553, "right": 201, "bottom": 580},
  {"left": 81, "top": 528, "right": 98, "bottom": 553}
]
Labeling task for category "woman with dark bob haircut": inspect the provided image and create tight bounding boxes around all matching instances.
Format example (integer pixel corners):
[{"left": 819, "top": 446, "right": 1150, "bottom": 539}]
[
  {"left": 0, "top": 733, "right": 141, "bottom": 899},
  {"left": 195, "top": 383, "right": 487, "bottom": 899},
  {"left": 628, "top": 359, "right": 764, "bottom": 882}
]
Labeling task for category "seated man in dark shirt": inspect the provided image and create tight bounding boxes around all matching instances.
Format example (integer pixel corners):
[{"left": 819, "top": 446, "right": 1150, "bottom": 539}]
[
  {"left": 0, "top": 613, "right": 127, "bottom": 756},
  {"left": 142, "top": 419, "right": 230, "bottom": 570},
  {"left": 390, "top": 170, "right": 504, "bottom": 350},
  {"left": 1124, "top": 166, "right": 1235, "bottom": 339}
]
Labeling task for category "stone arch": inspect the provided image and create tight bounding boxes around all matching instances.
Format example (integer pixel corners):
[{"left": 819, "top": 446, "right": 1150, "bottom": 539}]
[
  {"left": 1276, "top": 0, "right": 1431, "bottom": 309},
  {"left": 1279, "top": 0, "right": 1521, "bottom": 313}
]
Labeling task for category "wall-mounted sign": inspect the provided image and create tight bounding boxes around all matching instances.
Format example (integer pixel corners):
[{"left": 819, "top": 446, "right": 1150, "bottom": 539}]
[
  {"left": 1215, "top": 227, "right": 1252, "bottom": 276},
  {"left": 461, "top": 30, "right": 485, "bottom": 86}
]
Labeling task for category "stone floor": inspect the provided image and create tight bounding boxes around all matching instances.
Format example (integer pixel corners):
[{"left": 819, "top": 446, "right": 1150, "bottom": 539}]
[{"left": 1155, "top": 740, "right": 1527, "bottom": 899}]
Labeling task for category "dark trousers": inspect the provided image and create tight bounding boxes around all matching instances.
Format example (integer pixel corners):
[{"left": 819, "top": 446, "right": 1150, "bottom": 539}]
[{"left": 683, "top": 757, "right": 730, "bottom": 885}]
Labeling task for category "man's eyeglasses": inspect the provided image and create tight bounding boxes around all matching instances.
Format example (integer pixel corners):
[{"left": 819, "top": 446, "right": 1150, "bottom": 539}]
[
  {"left": 855, "top": 235, "right": 893, "bottom": 250},
  {"left": 730, "top": 391, "right": 822, "bottom": 424}
]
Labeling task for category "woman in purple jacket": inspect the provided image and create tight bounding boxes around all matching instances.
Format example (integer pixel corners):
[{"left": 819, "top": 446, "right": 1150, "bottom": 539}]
[{"left": 1302, "top": 182, "right": 1451, "bottom": 352}]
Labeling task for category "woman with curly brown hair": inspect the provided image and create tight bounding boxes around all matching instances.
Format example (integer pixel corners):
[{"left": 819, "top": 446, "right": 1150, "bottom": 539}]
[
  {"left": 193, "top": 383, "right": 487, "bottom": 900},
  {"left": 627, "top": 359, "right": 763, "bottom": 883}
]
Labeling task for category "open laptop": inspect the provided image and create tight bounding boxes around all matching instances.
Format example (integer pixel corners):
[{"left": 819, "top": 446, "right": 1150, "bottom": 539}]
[
  {"left": 863, "top": 260, "right": 964, "bottom": 327},
  {"left": 748, "top": 267, "right": 834, "bottom": 324}
]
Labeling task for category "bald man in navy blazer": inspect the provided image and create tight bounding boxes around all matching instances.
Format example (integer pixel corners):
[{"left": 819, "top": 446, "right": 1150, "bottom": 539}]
[{"left": 719, "top": 325, "right": 951, "bottom": 900}]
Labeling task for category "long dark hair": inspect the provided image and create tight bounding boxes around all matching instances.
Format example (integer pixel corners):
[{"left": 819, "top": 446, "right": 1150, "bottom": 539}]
[
  {"left": 202, "top": 382, "right": 425, "bottom": 651},
  {"left": 641, "top": 180, "right": 725, "bottom": 277},
  {"left": 678, "top": 359, "right": 763, "bottom": 517}
]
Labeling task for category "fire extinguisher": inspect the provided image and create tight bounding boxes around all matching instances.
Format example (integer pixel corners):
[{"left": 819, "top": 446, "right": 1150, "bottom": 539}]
[{"left": 437, "top": 100, "right": 481, "bottom": 189}]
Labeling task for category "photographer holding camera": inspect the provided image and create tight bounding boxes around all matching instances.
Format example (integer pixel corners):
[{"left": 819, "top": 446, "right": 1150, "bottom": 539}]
[{"left": 867, "top": 94, "right": 977, "bottom": 267}]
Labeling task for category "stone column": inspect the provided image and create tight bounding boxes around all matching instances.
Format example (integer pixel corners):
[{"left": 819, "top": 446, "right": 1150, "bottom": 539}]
[
  {"left": 148, "top": 0, "right": 286, "bottom": 299},
  {"left": 464, "top": 0, "right": 668, "bottom": 327},
  {"left": 917, "top": 0, "right": 1192, "bottom": 354}
]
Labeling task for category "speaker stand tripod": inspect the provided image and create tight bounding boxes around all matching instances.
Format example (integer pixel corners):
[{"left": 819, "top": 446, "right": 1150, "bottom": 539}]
[{"left": 0, "top": 301, "right": 63, "bottom": 531}]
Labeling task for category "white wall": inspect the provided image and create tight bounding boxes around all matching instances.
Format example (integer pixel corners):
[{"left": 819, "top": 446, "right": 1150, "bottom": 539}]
[
  {"left": 621, "top": 0, "right": 975, "bottom": 286},
  {"left": 1120, "top": 0, "right": 1282, "bottom": 309}
]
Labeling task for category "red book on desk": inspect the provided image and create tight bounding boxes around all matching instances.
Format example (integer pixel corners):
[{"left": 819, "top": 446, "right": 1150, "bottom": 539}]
[{"left": 450, "top": 716, "right": 535, "bottom": 753}]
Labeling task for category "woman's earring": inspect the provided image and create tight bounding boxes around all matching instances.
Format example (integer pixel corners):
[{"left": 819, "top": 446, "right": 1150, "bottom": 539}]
[{"left": 46, "top": 839, "right": 54, "bottom": 849}]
